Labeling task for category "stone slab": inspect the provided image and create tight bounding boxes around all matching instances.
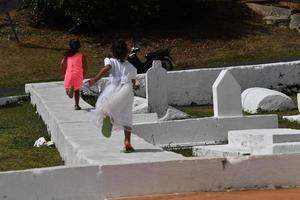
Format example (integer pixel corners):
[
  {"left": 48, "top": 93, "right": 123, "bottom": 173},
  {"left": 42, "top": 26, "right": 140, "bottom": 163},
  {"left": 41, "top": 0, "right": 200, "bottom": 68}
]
[
  {"left": 283, "top": 115, "right": 300, "bottom": 123},
  {"left": 146, "top": 61, "right": 168, "bottom": 118},
  {"left": 228, "top": 129, "right": 300, "bottom": 149},
  {"left": 241, "top": 87, "right": 295, "bottom": 113},
  {"left": 193, "top": 145, "right": 251, "bottom": 158},
  {"left": 133, "top": 113, "right": 158, "bottom": 124},
  {"left": 133, "top": 115, "right": 278, "bottom": 146},
  {"left": 298, "top": 93, "right": 300, "bottom": 112},
  {"left": 213, "top": 70, "right": 242, "bottom": 117}
]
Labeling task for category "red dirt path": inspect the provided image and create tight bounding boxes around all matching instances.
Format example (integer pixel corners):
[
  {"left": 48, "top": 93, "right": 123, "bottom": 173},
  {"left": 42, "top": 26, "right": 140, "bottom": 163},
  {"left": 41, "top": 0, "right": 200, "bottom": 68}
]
[{"left": 111, "top": 188, "right": 300, "bottom": 200}]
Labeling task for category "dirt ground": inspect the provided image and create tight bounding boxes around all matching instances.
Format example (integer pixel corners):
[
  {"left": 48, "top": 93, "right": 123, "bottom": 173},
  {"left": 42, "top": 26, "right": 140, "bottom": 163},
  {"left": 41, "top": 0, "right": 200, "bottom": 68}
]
[{"left": 111, "top": 188, "right": 300, "bottom": 200}]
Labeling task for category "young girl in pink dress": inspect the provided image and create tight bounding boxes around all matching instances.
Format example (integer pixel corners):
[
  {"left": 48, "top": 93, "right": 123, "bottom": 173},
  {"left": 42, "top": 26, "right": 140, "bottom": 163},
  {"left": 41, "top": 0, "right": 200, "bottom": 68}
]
[
  {"left": 61, "top": 39, "right": 87, "bottom": 110},
  {"left": 89, "top": 39, "right": 138, "bottom": 152}
]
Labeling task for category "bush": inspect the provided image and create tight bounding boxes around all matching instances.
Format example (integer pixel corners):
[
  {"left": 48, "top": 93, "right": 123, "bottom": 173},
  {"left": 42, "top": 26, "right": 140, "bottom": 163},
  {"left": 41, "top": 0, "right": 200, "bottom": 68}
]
[{"left": 27, "top": 0, "right": 248, "bottom": 33}]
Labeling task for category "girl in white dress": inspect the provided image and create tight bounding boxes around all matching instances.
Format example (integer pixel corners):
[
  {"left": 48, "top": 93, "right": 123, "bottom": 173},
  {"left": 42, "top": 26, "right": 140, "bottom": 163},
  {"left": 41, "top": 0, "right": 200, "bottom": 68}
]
[{"left": 89, "top": 39, "right": 138, "bottom": 152}]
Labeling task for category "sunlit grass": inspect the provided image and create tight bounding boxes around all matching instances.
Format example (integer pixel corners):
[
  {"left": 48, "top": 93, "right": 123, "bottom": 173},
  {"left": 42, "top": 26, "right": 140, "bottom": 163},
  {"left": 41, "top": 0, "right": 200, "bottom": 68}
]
[{"left": 0, "top": 102, "right": 64, "bottom": 171}]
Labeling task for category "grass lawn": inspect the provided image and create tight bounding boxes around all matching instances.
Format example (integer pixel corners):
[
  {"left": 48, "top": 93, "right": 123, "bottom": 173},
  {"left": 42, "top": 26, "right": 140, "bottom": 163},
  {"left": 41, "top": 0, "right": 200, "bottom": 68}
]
[{"left": 0, "top": 102, "right": 64, "bottom": 171}]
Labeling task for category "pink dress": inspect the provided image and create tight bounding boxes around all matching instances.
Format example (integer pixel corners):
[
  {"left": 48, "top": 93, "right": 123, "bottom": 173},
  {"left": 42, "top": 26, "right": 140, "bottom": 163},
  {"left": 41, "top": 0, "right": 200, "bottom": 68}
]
[{"left": 64, "top": 52, "right": 84, "bottom": 90}]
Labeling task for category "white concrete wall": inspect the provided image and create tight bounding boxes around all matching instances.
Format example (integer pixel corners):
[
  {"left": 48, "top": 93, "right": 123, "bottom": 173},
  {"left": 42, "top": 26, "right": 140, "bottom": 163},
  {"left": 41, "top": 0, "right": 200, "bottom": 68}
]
[
  {"left": 133, "top": 115, "right": 278, "bottom": 146},
  {"left": 3, "top": 154, "right": 300, "bottom": 200},
  {"left": 134, "top": 61, "right": 300, "bottom": 105}
]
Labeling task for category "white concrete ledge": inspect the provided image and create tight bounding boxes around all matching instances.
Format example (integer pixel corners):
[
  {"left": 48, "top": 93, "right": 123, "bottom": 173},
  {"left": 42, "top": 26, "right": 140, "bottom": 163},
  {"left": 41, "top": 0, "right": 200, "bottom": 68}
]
[
  {"left": 133, "top": 115, "right": 278, "bottom": 146},
  {"left": 3, "top": 154, "right": 300, "bottom": 200},
  {"left": 124, "top": 61, "right": 300, "bottom": 105}
]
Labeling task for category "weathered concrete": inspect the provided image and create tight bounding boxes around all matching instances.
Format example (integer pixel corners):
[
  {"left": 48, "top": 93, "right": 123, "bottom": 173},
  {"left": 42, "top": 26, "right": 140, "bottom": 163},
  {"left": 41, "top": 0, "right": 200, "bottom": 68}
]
[
  {"left": 229, "top": 129, "right": 300, "bottom": 147},
  {"left": 0, "top": 95, "right": 28, "bottom": 106},
  {"left": 194, "top": 128, "right": 300, "bottom": 157},
  {"left": 26, "top": 82, "right": 183, "bottom": 167},
  {"left": 298, "top": 93, "right": 300, "bottom": 112},
  {"left": 193, "top": 145, "right": 251, "bottom": 158},
  {"left": 246, "top": 3, "right": 291, "bottom": 17},
  {"left": 4, "top": 154, "right": 300, "bottom": 200},
  {"left": 264, "top": 15, "right": 290, "bottom": 26},
  {"left": 121, "top": 61, "right": 300, "bottom": 106},
  {"left": 241, "top": 87, "right": 295, "bottom": 113},
  {"left": 290, "top": 14, "right": 300, "bottom": 30},
  {"left": 133, "top": 115, "right": 278, "bottom": 146},
  {"left": 213, "top": 70, "right": 242, "bottom": 117},
  {"left": 133, "top": 96, "right": 189, "bottom": 120},
  {"left": 146, "top": 61, "right": 168, "bottom": 118}
]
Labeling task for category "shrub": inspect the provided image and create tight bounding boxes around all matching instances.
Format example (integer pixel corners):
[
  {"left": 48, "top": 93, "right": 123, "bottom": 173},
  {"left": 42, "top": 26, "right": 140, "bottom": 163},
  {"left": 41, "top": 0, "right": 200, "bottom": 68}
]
[{"left": 26, "top": 0, "right": 248, "bottom": 33}]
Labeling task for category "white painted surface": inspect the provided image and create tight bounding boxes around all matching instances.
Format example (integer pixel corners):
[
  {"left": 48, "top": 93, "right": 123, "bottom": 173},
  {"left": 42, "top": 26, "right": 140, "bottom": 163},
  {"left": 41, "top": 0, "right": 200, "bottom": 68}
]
[
  {"left": 229, "top": 129, "right": 300, "bottom": 147},
  {"left": 0, "top": 95, "right": 28, "bottom": 106},
  {"left": 25, "top": 82, "right": 183, "bottom": 167},
  {"left": 133, "top": 115, "right": 278, "bottom": 146},
  {"left": 4, "top": 154, "right": 300, "bottom": 200},
  {"left": 133, "top": 96, "right": 190, "bottom": 120},
  {"left": 159, "top": 107, "right": 190, "bottom": 121},
  {"left": 242, "top": 87, "right": 295, "bottom": 113},
  {"left": 193, "top": 145, "right": 250, "bottom": 158},
  {"left": 34, "top": 61, "right": 300, "bottom": 106},
  {"left": 134, "top": 61, "right": 300, "bottom": 105},
  {"left": 146, "top": 61, "right": 168, "bottom": 117},
  {"left": 194, "top": 129, "right": 300, "bottom": 157},
  {"left": 283, "top": 115, "right": 300, "bottom": 123},
  {"left": 213, "top": 70, "right": 242, "bottom": 117},
  {"left": 298, "top": 93, "right": 300, "bottom": 112}
]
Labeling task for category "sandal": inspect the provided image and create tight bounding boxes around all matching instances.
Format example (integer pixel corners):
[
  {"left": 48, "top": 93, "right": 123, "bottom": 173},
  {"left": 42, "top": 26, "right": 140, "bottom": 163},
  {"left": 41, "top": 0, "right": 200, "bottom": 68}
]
[
  {"left": 74, "top": 105, "right": 81, "bottom": 110},
  {"left": 122, "top": 146, "right": 135, "bottom": 153},
  {"left": 102, "top": 116, "right": 113, "bottom": 138},
  {"left": 67, "top": 86, "right": 74, "bottom": 98}
]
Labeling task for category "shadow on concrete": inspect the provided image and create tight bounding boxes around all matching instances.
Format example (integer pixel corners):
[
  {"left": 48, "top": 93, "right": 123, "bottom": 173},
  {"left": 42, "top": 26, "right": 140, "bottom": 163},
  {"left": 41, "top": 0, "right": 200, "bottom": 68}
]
[{"left": 134, "top": 149, "right": 164, "bottom": 153}]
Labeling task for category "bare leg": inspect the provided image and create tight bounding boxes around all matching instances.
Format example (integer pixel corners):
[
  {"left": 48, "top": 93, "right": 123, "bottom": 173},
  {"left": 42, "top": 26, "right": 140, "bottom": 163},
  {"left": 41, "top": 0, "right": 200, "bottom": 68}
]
[
  {"left": 124, "top": 129, "right": 132, "bottom": 149},
  {"left": 74, "top": 90, "right": 81, "bottom": 110}
]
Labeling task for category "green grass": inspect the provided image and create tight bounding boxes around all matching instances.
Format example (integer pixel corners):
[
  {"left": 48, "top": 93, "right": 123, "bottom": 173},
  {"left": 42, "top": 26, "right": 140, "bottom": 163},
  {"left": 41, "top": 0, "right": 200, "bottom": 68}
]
[{"left": 0, "top": 102, "right": 64, "bottom": 171}]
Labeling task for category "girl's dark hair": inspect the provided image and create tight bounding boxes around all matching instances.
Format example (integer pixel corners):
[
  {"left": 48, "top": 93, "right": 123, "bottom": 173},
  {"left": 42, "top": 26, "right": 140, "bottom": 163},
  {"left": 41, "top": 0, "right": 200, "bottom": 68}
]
[
  {"left": 112, "top": 39, "right": 128, "bottom": 62},
  {"left": 64, "top": 39, "right": 81, "bottom": 58}
]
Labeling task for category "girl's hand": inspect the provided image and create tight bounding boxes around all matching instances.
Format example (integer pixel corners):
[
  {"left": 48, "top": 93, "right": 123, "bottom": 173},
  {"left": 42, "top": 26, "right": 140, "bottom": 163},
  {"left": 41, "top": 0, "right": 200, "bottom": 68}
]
[{"left": 89, "top": 78, "right": 96, "bottom": 86}]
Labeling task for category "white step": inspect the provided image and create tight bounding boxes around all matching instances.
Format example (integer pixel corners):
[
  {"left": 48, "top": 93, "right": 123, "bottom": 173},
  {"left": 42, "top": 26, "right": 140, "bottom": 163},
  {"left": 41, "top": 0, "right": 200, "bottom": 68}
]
[{"left": 228, "top": 129, "right": 300, "bottom": 149}]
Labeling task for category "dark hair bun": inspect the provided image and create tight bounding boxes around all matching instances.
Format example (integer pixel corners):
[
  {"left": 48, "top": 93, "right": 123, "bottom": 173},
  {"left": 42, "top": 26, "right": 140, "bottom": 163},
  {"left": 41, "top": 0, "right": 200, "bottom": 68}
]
[
  {"left": 69, "top": 39, "right": 81, "bottom": 51},
  {"left": 112, "top": 39, "right": 128, "bottom": 62}
]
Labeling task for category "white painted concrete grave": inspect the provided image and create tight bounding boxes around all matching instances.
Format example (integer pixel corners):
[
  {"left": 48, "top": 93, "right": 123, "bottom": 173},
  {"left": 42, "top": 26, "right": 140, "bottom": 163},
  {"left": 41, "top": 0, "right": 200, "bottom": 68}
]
[
  {"left": 242, "top": 87, "right": 295, "bottom": 113},
  {"left": 134, "top": 70, "right": 277, "bottom": 146},
  {"left": 146, "top": 60, "right": 168, "bottom": 118},
  {"left": 213, "top": 70, "right": 242, "bottom": 117},
  {"left": 193, "top": 128, "right": 300, "bottom": 157},
  {"left": 283, "top": 93, "right": 300, "bottom": 123}
]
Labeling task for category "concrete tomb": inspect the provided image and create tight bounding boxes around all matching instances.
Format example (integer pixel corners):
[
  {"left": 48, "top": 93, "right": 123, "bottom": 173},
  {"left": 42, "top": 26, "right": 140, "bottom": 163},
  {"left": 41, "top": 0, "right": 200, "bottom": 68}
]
[
  {"left": 193, "top": 128, "right": 300, "bottom": 157},
  {"left": 283, "top": 93, "right": 300, "bottom": 123},
  {"left": 242, "top": 87, "right": 295, "bottom": 114},
  {"left": 213, "top": 69, "right": 242, "bottom": 117},
  {"left": 146, "top": 60, "right": 168, "bottom": 118}
]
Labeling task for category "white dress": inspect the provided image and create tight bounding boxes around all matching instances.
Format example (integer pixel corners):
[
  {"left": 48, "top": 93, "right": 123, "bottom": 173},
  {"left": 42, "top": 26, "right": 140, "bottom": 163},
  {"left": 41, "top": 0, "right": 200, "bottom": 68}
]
[{"left": 94, "top": 58, "right": 137, "bottom": 131}]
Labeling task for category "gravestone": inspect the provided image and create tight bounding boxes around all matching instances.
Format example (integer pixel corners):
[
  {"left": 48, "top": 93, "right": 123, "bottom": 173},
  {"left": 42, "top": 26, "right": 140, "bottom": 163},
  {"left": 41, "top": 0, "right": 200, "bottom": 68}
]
[
  {"left": 241, "top": 87, "right": 295, "bottom": 113},
  {"left": 213, "top": 70, "right": 242, "bottom": 117},
  {"left": 146, "top": 60, "right": 168, "bottom": 118},
  {"left": 298, "top": 93, "right": 300, "bottom": 112}
]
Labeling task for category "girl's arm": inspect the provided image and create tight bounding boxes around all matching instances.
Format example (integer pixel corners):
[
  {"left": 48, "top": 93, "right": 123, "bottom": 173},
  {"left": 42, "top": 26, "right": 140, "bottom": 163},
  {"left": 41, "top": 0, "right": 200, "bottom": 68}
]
[
  {"left": 89, "top": 65, "right": 112, "bottom": 86},
  {"left": 132, "top": 79, "right": 139, "bottom": 90},
  {"left": 61, "top": 57, "right": 67, "bottom": 78},
  {"left": 82, "top": 54, "right": 88, "bottom": 78}
]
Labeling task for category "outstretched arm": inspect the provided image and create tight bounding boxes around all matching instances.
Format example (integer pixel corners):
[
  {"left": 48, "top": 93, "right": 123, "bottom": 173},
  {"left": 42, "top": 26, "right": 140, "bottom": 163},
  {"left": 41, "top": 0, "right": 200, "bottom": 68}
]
[
  {"left": 132, "top": 79, "right": 139, "bottom": 90},
  {"left": 89, "top": 65, "right": 112, "bottom": 86},
  {"left": 61, "top": 57, "right": 67, "bottom": 78}
]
